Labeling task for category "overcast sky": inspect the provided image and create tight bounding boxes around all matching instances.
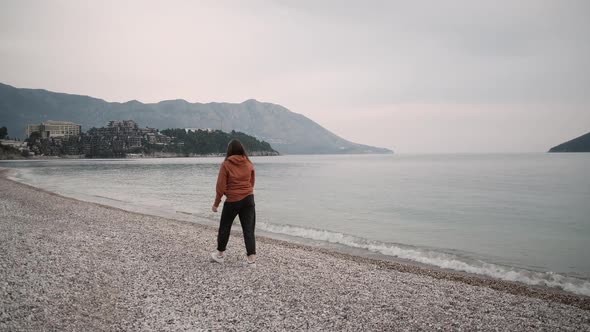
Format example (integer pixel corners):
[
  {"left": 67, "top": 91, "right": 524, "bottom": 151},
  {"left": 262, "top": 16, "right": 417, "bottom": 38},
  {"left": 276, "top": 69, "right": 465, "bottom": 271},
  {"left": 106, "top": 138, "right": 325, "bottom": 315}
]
[{"left": 1, "top": 0, "right": 589, "bottom": 152}]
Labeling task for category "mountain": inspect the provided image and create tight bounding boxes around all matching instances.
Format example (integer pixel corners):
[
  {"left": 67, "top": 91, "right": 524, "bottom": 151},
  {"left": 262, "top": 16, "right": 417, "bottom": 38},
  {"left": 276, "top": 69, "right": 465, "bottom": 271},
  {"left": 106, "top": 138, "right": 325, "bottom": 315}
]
[
  {"left": 549, "top": 132, "right": 590, "bottom": 153},
  {"left": 0, "top": 83, "right": 392, "bottom": 154}
]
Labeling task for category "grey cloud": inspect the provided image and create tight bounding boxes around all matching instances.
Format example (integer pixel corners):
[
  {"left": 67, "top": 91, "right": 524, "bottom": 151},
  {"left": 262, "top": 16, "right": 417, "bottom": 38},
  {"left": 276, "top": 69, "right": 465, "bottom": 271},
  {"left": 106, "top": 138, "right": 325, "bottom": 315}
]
[
  {"left": 259, "top": 0, "right": 590, "bottom": 104},
  {"left": 0, "top": 0, "right": 588, "bottom": 152}
]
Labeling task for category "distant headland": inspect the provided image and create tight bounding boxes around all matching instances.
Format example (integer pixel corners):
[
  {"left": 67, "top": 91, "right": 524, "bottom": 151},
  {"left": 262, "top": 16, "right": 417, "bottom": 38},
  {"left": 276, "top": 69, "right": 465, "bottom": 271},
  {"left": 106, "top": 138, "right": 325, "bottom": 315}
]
[{"left": 548, "top": 131, "right": 590, "bottom": 153}]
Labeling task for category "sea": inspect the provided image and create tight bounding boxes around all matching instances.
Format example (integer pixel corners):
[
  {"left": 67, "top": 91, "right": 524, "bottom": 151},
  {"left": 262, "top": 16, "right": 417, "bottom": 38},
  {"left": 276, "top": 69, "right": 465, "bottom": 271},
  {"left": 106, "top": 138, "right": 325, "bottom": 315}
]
[{"left": 2, "top": 153, "right": 589, "bottom": 296}]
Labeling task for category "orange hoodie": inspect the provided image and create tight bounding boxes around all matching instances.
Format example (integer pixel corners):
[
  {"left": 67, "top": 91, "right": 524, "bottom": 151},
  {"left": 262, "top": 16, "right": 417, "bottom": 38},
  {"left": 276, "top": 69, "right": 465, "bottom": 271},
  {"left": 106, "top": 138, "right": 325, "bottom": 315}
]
[{"left": 214, "top": 155, "right": 255, "bottom": 207}]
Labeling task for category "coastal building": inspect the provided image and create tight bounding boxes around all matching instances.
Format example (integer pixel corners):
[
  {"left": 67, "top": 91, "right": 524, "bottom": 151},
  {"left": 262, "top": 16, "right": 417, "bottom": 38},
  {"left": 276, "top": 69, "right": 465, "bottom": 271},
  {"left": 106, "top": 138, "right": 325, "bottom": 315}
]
[
  {"left": 108, "top": 120, "right": 138, "bottom": 132},
  {"left": 83, "top": 120, "right": 141, "bottom": 153},
  {"left": 185, "top": 128, "right": 214, "bottom": 133},
  {"left": 81, "top": 120, "right": 172, "bottom": 155},
  {"left": 25, "top": 124, "right": 41, "bottom": 137},
  {"left": 0, "top": 139, "right": 28, "bottom": 151},
  {"left": 26, "top": 121, "right": 81, "bottom": 139},
  {"left": 144, "top": 132, "right": 171, "bottom": 145}
]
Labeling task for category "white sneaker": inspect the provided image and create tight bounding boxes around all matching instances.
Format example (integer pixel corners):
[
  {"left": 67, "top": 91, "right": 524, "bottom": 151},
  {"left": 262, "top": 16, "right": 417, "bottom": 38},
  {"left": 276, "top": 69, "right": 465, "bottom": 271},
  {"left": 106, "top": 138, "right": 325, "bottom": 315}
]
[
  {"left": 244, "top": 260, "right": 256, "bottom": 268},
  {"left": 210, "top": 252, "right": 225, "bottom": 264}
]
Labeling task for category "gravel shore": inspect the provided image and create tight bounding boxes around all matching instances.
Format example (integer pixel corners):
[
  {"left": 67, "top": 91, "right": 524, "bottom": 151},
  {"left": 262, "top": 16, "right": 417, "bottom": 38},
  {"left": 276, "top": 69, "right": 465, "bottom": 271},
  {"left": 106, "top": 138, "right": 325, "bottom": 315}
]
[{"left": 1, "top": 171, "right": 589, "bottom": 331}]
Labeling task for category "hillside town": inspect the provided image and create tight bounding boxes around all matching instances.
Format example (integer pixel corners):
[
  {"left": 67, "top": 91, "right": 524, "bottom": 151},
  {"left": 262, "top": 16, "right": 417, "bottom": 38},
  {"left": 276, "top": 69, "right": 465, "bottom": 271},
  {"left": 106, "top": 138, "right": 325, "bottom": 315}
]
[
  {"left": 20, "top": 120, "right": 172, "bottom": 158},
  {"left": 0, "top": 120, "right": 173, "bottom": 158},
  {"left": 0, "top": 119, "right": 278, "bottom": 159}
]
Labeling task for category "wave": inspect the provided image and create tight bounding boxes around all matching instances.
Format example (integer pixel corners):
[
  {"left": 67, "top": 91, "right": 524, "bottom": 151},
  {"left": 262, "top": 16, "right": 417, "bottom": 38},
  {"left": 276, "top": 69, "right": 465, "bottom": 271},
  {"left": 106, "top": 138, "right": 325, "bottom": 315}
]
[
  {"left": 92, "top": 195, "right": 127, "bottom": 203},
  {"left": 258, "top": 222, "right": 590, "bottom": 296}
]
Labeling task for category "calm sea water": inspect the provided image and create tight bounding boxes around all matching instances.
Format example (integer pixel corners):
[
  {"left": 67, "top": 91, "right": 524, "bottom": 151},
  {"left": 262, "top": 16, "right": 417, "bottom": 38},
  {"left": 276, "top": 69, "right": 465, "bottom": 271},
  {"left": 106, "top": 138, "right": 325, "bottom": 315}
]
[{"left": 2, "top": 154, "right": 590, "bottom": 295}]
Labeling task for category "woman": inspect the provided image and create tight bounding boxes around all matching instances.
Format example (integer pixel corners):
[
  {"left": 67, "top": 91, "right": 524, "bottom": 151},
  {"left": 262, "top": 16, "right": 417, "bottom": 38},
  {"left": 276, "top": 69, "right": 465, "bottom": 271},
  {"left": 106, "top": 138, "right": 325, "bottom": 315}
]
[{"left": 210, "top": 139, "right": 257, "bottom": 267}]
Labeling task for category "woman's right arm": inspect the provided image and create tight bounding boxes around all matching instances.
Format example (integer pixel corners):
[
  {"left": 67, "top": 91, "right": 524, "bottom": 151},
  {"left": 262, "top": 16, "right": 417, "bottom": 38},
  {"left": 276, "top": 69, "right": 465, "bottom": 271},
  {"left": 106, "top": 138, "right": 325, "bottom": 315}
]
[{"left": 214, "top": 163, "right": 227, "bottom": 208}]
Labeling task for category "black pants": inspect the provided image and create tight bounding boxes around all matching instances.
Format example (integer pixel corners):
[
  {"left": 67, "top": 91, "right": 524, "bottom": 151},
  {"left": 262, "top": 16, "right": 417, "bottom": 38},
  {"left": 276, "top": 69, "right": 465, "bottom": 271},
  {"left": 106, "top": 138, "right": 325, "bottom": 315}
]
[{"left": 217, "top": 195, "right": 256, "bottom": 256}]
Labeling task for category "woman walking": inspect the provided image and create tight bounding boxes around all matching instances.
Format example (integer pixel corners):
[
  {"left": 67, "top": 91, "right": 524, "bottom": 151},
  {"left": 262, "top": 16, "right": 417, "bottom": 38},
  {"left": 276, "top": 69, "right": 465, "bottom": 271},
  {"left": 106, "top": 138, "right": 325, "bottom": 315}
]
[{"left": 210, "top": 139, "right": 257, "bottom": 267}]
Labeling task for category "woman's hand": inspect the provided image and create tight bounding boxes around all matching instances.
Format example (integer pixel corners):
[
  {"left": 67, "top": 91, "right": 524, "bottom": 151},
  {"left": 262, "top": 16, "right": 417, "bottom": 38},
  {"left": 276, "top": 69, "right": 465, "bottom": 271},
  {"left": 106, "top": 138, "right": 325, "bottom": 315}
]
[{"left": 212, "top": 205, "right": 218, "bottom": 213}]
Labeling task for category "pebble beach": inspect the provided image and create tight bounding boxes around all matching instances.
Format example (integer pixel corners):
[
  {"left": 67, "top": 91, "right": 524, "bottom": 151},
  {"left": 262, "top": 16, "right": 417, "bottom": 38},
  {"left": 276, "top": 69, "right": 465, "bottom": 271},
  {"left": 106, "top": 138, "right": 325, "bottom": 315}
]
[{"left": 1, "top": 170, "right": 589, "bottom": 331}]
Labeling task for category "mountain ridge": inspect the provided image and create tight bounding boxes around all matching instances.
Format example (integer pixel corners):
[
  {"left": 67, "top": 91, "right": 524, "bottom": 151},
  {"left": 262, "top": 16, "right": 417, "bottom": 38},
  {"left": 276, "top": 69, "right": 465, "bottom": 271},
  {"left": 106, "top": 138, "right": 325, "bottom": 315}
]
[{"left": 0, "top": 83, "right": 392, "bottom": 154}]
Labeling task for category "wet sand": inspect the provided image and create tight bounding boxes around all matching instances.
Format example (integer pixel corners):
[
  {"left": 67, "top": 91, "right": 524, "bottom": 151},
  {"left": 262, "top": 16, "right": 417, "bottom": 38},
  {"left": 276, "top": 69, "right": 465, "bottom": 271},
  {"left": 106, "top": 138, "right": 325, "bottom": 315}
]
[{"left": 1, "top": 170, "right": 589, "bottom": 331}]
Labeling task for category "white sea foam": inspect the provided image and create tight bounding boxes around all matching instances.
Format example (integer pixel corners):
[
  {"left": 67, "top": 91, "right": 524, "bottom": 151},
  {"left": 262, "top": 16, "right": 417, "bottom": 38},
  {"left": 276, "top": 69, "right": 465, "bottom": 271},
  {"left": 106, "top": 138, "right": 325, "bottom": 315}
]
[{"left": 258, "top": 222, "right": 590, "bottom": 296}]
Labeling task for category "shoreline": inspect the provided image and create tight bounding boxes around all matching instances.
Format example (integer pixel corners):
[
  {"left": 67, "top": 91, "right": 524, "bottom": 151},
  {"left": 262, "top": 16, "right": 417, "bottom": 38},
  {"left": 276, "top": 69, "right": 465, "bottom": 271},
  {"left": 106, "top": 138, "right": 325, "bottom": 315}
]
[
  {"left": 2, "top": 168, "right": 589, "bottom": 311},
  {"left": 1, "top": 168, "right": 589, "bottom": 330}
]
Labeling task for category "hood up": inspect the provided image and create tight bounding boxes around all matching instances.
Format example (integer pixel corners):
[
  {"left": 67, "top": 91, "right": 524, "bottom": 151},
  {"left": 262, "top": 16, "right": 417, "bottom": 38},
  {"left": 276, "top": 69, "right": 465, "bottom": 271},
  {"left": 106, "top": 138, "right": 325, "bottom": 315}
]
[{"left": 226, "top": 155, "right": 250, "bottom": 165}]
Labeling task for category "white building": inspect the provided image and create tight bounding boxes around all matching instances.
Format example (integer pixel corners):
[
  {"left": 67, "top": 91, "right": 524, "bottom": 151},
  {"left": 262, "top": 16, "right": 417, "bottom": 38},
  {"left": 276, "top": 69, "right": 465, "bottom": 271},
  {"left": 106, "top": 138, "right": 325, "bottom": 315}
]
[
  {"left": 26, "top": 120, "right": 82, "bottom": 139},
  {"left": 185, "top": 128, "right": 214, "bottom": 133},
  {"left": 0, "top": 139, "right": 28, "bottom": 150}
]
